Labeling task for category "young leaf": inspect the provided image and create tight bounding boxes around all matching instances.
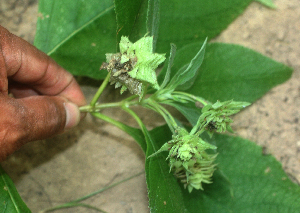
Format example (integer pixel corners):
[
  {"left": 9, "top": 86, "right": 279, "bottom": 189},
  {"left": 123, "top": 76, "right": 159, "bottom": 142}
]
[
  {"left": 186, "top": 43, "right": 293, "bottom": 103},
  {"left": 160, "top": 43, "right": 177, "bottom": 89},
  {"left": 157, "top": 41, "right": 205, "bottom": 86},
  {"left": 166, "top": 38, "right": 207, "bottom": 91},
  {"left": 0, "top": 166, "right": 31, "bottom": 213}
]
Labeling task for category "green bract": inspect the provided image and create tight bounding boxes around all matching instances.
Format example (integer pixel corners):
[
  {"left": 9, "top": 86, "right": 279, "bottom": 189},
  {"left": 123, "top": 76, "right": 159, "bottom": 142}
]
[
  {"left": 149, "top": 127, "right": 217, "bottom": 193},
  {"left": 101, "top": 36, "right": 166, "bottom": 99},
  {"left": 197, "top": 100, "right": 251, "bottom": 137}
]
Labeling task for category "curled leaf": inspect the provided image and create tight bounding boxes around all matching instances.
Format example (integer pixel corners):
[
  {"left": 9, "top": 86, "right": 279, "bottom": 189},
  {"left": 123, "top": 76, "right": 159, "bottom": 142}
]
[{"left": 101, "top": 36, "right": 165, "bottom": 99}]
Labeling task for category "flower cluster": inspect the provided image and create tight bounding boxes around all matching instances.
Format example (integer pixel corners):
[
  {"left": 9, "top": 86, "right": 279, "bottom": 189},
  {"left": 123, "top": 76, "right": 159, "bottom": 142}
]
[
  {"left": 198, "top": 100, "right": 250, "bottom": 137},
  {"left": 149, "top": 127, "right": 217, "bottom": 193},
  {"left": 100, "top": 36, "right": 165, "bottom": 99}
]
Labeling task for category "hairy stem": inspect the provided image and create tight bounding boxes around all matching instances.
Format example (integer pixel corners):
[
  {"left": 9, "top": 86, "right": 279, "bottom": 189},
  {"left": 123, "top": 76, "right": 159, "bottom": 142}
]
[
  {"left": 172, "top": 91, "right": 210, "bottom": 106},
  {"left": 143, "top": 99, "right": 177, "bottom": 133},
  {"left": 90, "top": 72, "right": 111, "bottom": 107}
]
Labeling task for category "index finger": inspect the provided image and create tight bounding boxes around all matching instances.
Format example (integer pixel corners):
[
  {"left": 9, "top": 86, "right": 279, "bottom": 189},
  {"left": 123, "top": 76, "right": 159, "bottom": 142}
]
[{"left": 0, "top": 25, "right": 86, "bottom": 106}]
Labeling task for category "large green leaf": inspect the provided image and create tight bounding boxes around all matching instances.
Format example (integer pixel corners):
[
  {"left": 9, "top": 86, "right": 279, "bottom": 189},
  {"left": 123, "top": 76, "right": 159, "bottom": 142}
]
[
  {"left": 145, "top": 126, "right": 187, "bottom": 213},
  {"left": 114, "top": 0, "right": 161, "bottom": 49},
  {"left": 34, "top": 0, "right": 116, "bottom": 80},
  {"left": 146, "top": 0, "right": 161, "bottom": 51},
  {"left": 35, "top": 0, "right": 114, "bottom": 53},
  {"left": 148, "top": 125, "right": 300, "bottom": 212},
  {"left": 34, "top": 0, "right": 266, "bottom": 80},
  {"left": 165, "top": 102, "right": 201, "bottom": 126},
  {"left": 205, "top": 133, "right": 300, "bottom": 212},
  {"left": 114, "top": 0, "right": 145, "bottom": 43},
  {"left": 0, "top": 166, "right": 31, "bottom": 213},
  {"left": 156, "top": 0, "right": 253, "bottom": 53},
  {"left": 185, "top": 43, "right": 293, "bottom": 103}
]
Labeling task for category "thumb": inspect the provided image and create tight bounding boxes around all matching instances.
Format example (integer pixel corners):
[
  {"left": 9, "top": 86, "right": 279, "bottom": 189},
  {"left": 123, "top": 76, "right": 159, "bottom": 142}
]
[{"left": 0, "top": 95, "right": 80, "bottom": 161}]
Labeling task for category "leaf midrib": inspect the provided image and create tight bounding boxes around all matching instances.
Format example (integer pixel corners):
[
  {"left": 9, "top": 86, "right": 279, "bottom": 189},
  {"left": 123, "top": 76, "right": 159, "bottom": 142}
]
[
  {"left": 1, "top": 174, "right": 20, "bottom": 212},
  {"left": 47, "top": 5, "right": 114, "bottom": 56}
]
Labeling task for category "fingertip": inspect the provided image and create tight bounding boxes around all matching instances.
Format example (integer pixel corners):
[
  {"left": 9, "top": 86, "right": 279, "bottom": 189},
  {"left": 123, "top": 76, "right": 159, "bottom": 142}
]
[{"left": 64, "top": 102, "right": 81, "bottom": 129}]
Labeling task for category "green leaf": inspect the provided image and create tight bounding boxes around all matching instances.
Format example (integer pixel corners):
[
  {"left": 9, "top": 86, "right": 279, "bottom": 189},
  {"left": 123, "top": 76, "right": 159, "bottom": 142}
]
[
  {"left": 145, "top": 127, "right": 187, "bottom": 213},
  {"left": 255, "top": 0, "right": 276, "bottom": 8},
  {"left": 35, "top": 0, "right": 116, "bottom": 80},
  {"left": 114, "top": 0, "right": 144, "bottom": 44},
  {"left": 156, "top": 0, "right": 253, "bottom": 53},
  {"left": 146, "top": 0, "right": 161, "bottom": 51},
  {"left": 157, "top": 41, "right": 203, "bottom": 88},
  {"left": 115, "top": 0, "right": 161, "bottom": 50},
  {"left": 148, "top": 125, "right": 300, "bottom": 212},
  {"left": 186, "top": 43, "right": 293, "bottom": 103},
  {"left": 120, "top": 107, "right": 187, "bottom": 212},
  {"left": 160, "top": 43, "right": 177, "bottom": 89},
  {"left": 35, "top": 0, "right": 114, "bottom": 54},
  {"left": 165, "top": 102, "right": 201, "bottom": 126},
  {"left": 91, "top": 112, "right": 146, "bottom": 153},
  {"left": 204, "top": 133, "right": 300, "bottom": 212},
  {"left": 115, "top": 0, "right": 156, "bottom": 44},
  {"left": 0, "top": 166, "right": 31, "bottom": 213},
  {"left": 167, "top": 38, "right": 207, "bottom": 91}
]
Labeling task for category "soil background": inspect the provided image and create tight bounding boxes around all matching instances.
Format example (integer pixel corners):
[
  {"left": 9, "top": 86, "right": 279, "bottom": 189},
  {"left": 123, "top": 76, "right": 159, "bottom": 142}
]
[{"left": 1, "top": 0, "right": 300, "bottom": 212}]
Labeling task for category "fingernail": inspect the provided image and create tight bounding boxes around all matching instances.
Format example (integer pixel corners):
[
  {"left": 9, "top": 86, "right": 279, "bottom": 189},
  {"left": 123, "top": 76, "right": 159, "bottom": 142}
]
[{"left": 64, "top": 102, "right": 80, "bottom": 129}]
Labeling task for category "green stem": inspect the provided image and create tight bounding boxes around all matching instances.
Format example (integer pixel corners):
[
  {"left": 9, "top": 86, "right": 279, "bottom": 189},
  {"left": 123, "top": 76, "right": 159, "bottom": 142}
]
[
  {"left": 41, "top": 203, "right": 107, "bottom": 213},
  {"left": 41, "top": 171, "right": 144, "bottom": 213},
  {"left": 79, "top": 102, "right": 122, "bottom": 112},
  {"left": 90, "top": 72, "right": 111, "bottom": 107},
  {"left": 172, "top": 91, "right": 209, "bottom": 106},
  {"left": 121, "top": 106, "right": 147, "bottom": 135},
  {"left": 144, "top": 99, "right": 177, "bottom": 133},
  {"left": 79, "top": 95, "right": 140, "bottom": 113},
  {"left": 190, "top": 116, "right": 207, "bottom": 135}
]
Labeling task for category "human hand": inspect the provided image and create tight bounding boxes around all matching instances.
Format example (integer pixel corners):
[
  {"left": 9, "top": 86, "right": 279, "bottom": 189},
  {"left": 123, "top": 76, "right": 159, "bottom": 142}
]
[{"left": 0, "top": 25, "right": 86, "bottom": 161}]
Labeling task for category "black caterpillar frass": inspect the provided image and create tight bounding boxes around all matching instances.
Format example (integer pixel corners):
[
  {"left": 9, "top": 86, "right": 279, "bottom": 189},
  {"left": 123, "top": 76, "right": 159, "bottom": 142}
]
[{"left": 100, "top": 53, "right": 143, "bottom": 96}]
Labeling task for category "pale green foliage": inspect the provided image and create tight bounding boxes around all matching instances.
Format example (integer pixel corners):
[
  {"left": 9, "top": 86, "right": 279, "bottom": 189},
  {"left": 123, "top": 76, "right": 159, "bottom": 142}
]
[
  {"left": 101, "top": 36, "right": 165, "bottom": 99},
  {"left": 197, "top": 100, "right": 251, "bottom": 137},
  {"left": 149, "top": 127, "right": 217, "bottom": 192},
  {"left": 119, "top": 36, "right": 166, "bottom": 89}
]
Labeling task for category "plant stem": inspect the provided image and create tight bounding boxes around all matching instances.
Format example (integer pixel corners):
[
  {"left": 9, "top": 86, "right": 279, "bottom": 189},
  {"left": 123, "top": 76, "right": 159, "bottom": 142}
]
[
  {"left": 40, "top": 171, "right": 144, "bottom": 213},
  {"left": 90, "top": 72, "right": 111, "bottom": 107},
  {"left": 143, "top": 99, "right": 177, "bottom": 133},
  {"left": 190, "top": 116, "right": 207, "bottom": 135},
  {"left": 172, "top": 91, "right": 209, "bottom": 106},
  {"left": 79, "top": 102, "right": 123, "bottom": 112},
  {"left": 121, "top": 106, "right": 147, "bottom": 135},
  {"left": 80, "top": 94, "right": 140, "bottom": 113}
]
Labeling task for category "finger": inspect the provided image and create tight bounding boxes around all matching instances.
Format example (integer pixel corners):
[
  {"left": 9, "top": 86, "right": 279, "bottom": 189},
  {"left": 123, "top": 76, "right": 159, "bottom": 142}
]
[
  {"left": 0, "top": 95, "right": 80, "bottom": 161},
  {"left": 8, "top": 81, "right": 39, "bottom": 98},
  {"left": 0, "top": 25, "right": 86, "bottom": 106}
]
